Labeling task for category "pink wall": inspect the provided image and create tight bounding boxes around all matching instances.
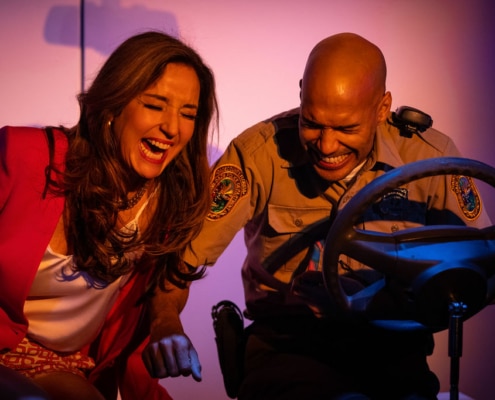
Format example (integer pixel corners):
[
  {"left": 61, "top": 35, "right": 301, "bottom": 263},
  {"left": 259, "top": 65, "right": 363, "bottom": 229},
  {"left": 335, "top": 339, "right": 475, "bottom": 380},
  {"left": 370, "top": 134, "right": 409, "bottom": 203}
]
[{"left": 1, "top": 1, "right": 494, "bottom": 399}]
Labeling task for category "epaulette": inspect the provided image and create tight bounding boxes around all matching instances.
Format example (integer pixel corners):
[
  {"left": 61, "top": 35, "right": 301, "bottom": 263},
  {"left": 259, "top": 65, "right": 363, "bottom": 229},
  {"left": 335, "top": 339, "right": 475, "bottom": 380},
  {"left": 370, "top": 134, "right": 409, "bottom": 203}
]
[{"left": 389, "top": 106, "right": 433, "bottom": 138}]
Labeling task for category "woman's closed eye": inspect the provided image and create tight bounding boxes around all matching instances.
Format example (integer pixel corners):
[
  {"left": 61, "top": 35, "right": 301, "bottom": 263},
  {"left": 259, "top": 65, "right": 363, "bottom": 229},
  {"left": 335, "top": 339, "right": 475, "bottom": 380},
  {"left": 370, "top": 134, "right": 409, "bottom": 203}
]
[
  {"left": 180, "top": 111, "right": 197, "bottom": 121},
  {"left": 142, "top": 102, "right": 163, "bottom": 111}
]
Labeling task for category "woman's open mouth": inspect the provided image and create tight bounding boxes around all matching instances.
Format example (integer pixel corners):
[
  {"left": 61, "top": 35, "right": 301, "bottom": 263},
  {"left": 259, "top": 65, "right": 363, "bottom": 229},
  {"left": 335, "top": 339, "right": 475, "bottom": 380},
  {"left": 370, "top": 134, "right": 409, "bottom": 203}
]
[{"left": 140, "top": 138, "right": 171, "bottom": 163}]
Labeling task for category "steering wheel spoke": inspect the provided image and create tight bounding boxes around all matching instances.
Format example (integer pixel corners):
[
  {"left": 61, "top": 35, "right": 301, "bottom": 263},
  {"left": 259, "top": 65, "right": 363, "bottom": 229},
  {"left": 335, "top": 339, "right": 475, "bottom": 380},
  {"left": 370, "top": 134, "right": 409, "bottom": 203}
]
[
  {"left": 341, "top": 229, "right": 399, "bottom": 273},
  {"left": 347, "top": 278, "right": 386, "bottom": 312}
]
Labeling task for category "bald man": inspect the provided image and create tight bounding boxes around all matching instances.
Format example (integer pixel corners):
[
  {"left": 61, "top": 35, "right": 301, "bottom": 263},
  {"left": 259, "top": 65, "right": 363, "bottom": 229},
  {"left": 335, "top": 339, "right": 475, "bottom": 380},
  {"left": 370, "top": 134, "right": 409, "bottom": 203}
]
[
  {"left": 147, "top": 33, "right": 490, "bottom": 399},
  {"left": 299, "top": 33, "right": 390, "bottom": 183}
]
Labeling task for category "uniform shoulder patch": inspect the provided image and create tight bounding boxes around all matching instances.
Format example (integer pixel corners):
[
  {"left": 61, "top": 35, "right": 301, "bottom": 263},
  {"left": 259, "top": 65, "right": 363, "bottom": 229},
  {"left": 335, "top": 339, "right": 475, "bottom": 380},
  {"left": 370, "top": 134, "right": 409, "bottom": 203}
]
[
  {"left": 208, "top": 164, "right": 248, "bottom": 221},
  {"left": 450, "top": 175, "right": 481, "bottom": 220}
]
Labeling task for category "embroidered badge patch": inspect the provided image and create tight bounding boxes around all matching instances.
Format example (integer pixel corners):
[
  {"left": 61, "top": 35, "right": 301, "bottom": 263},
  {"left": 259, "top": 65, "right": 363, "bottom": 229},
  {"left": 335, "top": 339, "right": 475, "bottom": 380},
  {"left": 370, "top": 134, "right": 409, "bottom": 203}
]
[
  {"left": 208, "top": 164, "right": 248, "bottom": 220},
  {"left": 379, "top": 188, "right": 408, "bottom": 218},
  {"left": 450, "top": 175, "right": 481, "bottom": 220}
]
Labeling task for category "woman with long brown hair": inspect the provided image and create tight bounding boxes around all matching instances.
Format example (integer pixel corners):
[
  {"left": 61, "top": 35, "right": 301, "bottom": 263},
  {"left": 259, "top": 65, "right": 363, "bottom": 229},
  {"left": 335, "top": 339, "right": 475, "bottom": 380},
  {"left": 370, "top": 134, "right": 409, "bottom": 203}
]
[{"left": 0, "top": 30, "right": 218, "bottom": 399}]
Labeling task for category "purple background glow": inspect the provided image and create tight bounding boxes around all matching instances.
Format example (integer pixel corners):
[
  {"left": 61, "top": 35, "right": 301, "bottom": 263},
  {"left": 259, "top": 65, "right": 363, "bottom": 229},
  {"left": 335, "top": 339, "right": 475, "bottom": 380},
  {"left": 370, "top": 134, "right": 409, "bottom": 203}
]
[{"left": 1, "top": 1, "right": 494, "bottom": 399}]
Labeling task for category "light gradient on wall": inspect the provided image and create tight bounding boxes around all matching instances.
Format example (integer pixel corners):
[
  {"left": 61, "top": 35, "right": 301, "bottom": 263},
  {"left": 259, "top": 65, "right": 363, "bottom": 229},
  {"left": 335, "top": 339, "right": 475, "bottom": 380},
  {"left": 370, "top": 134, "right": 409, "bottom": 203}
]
[{"left": 0, "top": 1, "right": 494, "bottom": 399}]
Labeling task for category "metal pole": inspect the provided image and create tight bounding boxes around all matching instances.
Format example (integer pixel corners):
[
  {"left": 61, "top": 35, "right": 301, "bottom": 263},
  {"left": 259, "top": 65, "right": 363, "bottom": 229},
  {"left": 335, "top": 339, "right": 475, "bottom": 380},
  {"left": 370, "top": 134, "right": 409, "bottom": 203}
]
[
  {"left": 80, "top": 0, "right": 85, "bottom": 92},
  {"left": 448, "top": 301, "right": 466, "bottom": 400}
]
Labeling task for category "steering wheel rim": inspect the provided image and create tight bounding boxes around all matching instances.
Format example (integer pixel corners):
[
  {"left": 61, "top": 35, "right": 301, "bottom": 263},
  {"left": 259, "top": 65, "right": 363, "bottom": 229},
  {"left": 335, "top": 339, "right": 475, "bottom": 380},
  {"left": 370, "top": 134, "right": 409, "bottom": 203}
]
[{"left": 322, "top": 157, "right": 495, "bottom": 331}]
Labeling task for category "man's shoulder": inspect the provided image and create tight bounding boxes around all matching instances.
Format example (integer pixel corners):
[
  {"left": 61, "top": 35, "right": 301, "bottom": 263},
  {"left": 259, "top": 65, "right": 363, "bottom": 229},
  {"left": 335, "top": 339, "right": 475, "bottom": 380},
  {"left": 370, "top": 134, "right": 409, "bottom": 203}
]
[
  {"left": 382, "top": 113, "right": 456, "bottom": 156},
  {"left": 268, "top": 107, "right": 300, "bottom": 130},
  {"left": 233, "top": 108, "right": 300, "bottom": 151}
]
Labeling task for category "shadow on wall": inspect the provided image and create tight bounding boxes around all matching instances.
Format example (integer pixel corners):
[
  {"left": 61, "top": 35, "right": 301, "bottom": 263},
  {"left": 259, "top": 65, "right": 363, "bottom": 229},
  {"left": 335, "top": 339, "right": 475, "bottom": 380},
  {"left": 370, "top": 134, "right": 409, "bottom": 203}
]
[{"left": 43, "top": 0, "right": 179, "bottom": 56}]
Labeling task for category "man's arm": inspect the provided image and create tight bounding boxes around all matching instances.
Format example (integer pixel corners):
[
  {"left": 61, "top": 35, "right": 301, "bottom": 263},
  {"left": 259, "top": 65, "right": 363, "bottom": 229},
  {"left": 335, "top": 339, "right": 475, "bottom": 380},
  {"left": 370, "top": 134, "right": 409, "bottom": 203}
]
[{"left": 141, "top": 278, "right": 202, "bottom": 382}]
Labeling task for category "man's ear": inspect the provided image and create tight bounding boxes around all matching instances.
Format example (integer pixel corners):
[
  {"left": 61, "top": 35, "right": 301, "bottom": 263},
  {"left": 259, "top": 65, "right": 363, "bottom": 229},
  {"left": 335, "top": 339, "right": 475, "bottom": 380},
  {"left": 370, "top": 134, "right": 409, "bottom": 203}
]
[
  {"left": 377, "top": 91, "right": 392, "bottom": 123},
  {"left": 299, "top": 79, "right": 303, "bottom": 100}
]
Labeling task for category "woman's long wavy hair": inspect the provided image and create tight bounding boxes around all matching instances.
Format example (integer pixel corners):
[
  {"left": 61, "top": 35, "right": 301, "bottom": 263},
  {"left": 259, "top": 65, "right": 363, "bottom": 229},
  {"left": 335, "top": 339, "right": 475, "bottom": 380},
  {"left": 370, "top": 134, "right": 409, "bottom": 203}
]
[{"left": 58, "top": 31, "right": 218, "bottom": 291}]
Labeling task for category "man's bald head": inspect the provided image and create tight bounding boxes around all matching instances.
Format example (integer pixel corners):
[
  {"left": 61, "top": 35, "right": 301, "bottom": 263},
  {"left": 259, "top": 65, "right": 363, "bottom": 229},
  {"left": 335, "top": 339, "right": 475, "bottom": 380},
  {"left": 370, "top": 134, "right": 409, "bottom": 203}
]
[{"left": 302, "top": 33, "right": 387, "bottom": 105}]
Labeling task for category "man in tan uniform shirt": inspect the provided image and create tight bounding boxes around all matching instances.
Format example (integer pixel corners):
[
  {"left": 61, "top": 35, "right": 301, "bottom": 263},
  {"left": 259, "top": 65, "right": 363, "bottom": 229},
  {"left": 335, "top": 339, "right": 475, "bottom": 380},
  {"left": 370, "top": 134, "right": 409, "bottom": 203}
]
[{"left": 145, "top": 33, "right": 491, "bottom": 399}]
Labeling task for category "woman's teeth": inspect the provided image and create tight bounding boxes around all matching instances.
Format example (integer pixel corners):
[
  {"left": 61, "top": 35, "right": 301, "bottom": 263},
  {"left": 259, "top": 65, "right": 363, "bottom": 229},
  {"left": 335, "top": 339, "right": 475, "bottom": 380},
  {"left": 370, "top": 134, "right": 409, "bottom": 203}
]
[
  {"left": 140, "top": 139, "right": 170, "bottom": 161},
  {"left": 145, "top": 139, "right": 170, "bottom": 151}
]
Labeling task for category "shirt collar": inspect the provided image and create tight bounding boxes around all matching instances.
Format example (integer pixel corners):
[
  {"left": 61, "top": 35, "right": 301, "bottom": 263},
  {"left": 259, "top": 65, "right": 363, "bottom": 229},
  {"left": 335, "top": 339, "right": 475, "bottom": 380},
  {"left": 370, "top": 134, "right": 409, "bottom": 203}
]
[{"left": 363, "top": 119, "right": 407, "bottom": 174}]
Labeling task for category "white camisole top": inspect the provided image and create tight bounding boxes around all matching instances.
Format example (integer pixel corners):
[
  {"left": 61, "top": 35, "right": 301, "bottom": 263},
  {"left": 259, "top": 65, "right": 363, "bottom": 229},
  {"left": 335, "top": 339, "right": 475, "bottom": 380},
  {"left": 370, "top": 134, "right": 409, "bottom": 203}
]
[{"left": 23, "top": 197, "right": 152, "bottom": 353}]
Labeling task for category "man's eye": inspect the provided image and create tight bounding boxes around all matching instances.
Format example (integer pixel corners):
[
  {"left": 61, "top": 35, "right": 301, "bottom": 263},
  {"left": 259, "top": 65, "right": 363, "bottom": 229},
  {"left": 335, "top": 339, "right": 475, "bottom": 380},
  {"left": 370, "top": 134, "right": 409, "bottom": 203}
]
[
  {"left": 143, "top": 103, "right": 163, "bottom": 111},
  {"left": 301, "top": 122, "right": 320, "bottom": 130}
]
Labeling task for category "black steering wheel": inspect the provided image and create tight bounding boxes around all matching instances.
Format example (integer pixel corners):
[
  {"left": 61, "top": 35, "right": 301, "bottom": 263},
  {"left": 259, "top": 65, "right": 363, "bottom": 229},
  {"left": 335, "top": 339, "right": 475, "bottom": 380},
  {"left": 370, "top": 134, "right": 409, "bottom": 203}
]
[{"left": 322, "top": 157, "right": 495, "bottom": 332}]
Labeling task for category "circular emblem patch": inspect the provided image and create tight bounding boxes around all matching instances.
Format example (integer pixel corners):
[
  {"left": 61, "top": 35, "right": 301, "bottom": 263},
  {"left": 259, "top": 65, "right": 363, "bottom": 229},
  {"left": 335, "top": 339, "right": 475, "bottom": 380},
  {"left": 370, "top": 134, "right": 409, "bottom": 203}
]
[
  {"left": 208, "top": 164, "right": 248, "bottom": 221},
  {"left": 450, "top": 175, "right": 481, "bottom": 220}
]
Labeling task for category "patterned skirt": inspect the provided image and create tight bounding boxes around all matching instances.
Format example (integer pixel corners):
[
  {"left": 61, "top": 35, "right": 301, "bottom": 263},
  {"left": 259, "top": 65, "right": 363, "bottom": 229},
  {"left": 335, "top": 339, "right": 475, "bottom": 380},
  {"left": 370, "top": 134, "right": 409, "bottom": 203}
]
[{"left": 0, "top": 337, "right": 95, "bottom": 379}]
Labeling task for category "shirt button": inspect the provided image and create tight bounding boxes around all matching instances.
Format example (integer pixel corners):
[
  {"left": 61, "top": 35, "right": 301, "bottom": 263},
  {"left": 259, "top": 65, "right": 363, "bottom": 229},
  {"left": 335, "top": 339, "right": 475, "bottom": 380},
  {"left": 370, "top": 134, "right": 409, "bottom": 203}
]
[
  {"left": 391, "top": 224, "right": 399, "bottom": 232},
  {"left": 295, "top": 218, "right": 303, "bottom": 227}
]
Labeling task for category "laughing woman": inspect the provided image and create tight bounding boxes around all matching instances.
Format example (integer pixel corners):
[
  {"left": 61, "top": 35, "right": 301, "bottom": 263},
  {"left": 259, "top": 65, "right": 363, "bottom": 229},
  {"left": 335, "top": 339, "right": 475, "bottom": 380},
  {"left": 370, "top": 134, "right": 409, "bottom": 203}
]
[{"left": 0, "top": 31, "right": 218, "bottom": 400}]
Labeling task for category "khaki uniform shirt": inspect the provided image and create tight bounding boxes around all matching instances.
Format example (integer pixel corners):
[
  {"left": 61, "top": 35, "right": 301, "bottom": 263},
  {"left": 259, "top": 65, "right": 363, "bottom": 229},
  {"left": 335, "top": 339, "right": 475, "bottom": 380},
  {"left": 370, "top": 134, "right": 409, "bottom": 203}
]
[{"left": 184, "top": 108, "right": 491, "bottom": 318}]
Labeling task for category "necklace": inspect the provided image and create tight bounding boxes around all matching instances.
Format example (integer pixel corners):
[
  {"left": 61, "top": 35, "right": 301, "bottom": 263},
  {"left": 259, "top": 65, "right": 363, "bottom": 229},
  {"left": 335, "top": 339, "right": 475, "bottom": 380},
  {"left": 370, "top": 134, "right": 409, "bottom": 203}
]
[{"left": 119, "top": 181, "right": 149, "bottom": 210}]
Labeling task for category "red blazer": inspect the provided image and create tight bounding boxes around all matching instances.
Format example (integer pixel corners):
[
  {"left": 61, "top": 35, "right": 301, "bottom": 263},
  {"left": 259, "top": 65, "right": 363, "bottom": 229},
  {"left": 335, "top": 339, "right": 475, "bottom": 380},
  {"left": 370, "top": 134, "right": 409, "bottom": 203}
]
[{"left": 0, "top": 126, "right": 171, "bottom": 400}]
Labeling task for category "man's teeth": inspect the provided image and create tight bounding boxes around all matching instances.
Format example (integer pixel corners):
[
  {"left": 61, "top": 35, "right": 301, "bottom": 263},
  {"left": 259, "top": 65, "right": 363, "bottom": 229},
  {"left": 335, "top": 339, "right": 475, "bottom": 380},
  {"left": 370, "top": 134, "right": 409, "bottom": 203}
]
[{"left": 321, "top": 154, "right": 348, "bottom": 164}]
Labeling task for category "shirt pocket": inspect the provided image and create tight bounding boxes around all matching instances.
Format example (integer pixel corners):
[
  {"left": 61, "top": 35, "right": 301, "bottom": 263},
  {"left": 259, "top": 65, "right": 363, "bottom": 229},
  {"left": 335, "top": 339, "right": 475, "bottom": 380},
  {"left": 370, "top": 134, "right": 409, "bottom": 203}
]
[
  {"left": 265, "top": 204, "right": 331, "bottom": 273},
  {"left": 267, "top": 204, "right": 331, "bottom": 233}
]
